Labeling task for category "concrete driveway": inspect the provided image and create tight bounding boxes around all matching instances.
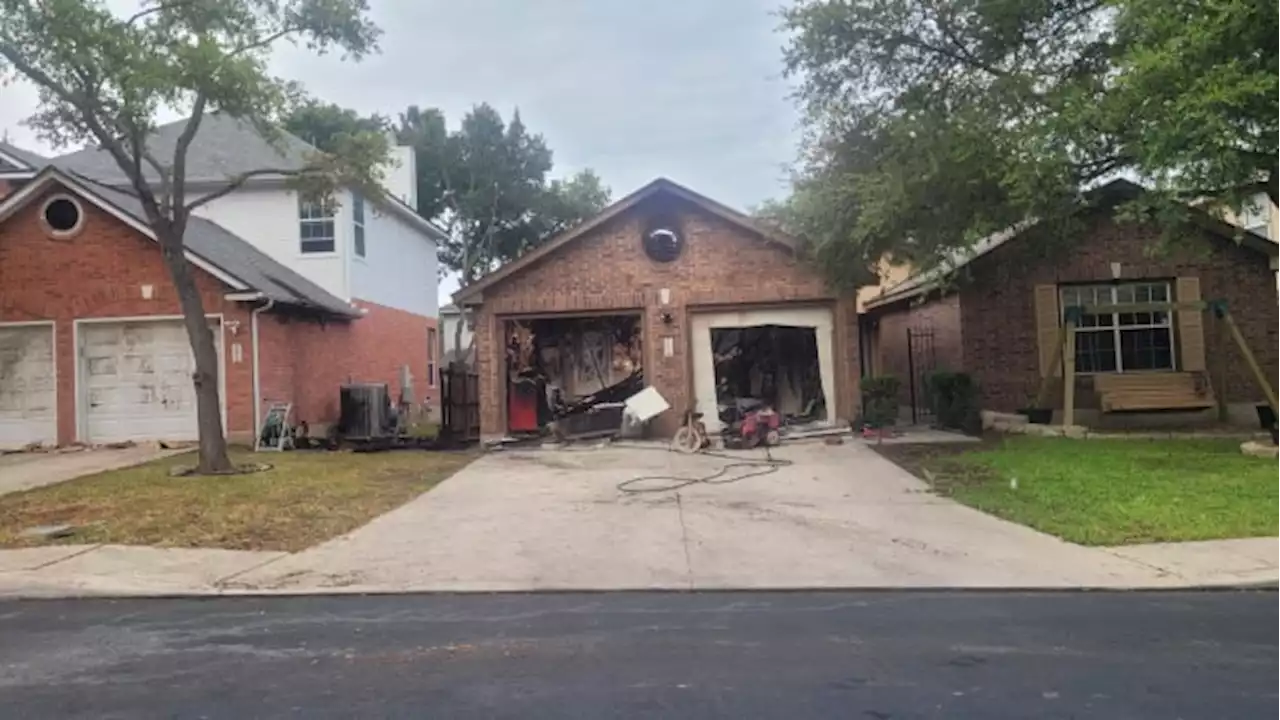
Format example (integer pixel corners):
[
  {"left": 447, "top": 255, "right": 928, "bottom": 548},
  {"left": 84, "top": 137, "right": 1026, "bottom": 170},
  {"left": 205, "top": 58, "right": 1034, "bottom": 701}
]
[{"left": 232, "top": 440, "right": 1175, "bottom": 592}]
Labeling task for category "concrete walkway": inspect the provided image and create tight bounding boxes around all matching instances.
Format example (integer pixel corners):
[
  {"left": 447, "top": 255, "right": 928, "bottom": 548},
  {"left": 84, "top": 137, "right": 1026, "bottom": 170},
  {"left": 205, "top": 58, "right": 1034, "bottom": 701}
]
[
  {"left": 0, "top": 446, "right": 189, "bottom": 497},
  {"left": 0, "top": 441, "right": 1273, "bottom": 598}
]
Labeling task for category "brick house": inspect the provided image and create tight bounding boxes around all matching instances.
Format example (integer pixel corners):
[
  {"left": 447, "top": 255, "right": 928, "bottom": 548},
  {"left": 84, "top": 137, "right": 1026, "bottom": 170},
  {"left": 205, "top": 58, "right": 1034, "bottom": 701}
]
[
  {"left": 861, "top": 180, "right": 1279, "bottom": 428},
  {"left": 452, "top": 178, "right": 860, "bottom": 441},
  {"left": 0, "top": 118, "right": 445, "bottom": 449}
]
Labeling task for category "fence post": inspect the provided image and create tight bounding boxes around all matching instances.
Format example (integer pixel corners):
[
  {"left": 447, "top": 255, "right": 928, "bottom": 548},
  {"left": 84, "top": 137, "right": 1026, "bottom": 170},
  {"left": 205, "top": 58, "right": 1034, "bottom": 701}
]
[{"left": 906, "top": 328, "right": 917, "bottom": 425}]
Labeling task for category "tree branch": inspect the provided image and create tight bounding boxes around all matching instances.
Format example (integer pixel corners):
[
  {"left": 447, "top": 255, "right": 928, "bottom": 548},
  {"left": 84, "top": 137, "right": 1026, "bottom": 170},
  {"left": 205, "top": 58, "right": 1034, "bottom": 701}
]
[
  {"left": 926, "top": 3, "right": 1007, "bottom": 79},
  {"left": 170, "top": 91, "right": 208, "bottom": 222},
  {"left": 182, "top": 167, "right": 312, "bottom": 213},
  {"left": 124, "top": 0, "right": 197, "bottom": 26},
  {"left": 0, "top": 40, "right": 165, "bottom": 223},
  {"left": 229, "top": 25, "right": 299, "bottom": 57}
]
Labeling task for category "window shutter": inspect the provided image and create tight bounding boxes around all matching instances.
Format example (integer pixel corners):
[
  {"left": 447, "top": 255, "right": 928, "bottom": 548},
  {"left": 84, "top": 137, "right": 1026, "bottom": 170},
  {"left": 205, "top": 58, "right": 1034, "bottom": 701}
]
[
  {"left": 1034, "top": 284, "right": 1061, "bottom": 377},
  {"left": 1175, "top": 277, "right": 1206, "bottom": 372}
]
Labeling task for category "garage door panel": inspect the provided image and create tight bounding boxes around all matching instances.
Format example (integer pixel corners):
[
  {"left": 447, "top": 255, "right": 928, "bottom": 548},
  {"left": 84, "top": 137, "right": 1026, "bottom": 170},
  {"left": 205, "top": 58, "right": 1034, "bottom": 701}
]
[
  {"left": 80, "top": 320, "right": 220, "bottom": 444},
  {"left": 0, "top": 325, "right": 57, "bottom": 449}
]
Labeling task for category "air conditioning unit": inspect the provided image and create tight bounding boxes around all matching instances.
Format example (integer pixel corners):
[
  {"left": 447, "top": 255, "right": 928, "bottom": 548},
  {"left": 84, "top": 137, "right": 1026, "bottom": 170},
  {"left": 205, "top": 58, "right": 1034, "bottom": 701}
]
[{"left": 339, "top": 383, "right": 394, "bottom": 440}]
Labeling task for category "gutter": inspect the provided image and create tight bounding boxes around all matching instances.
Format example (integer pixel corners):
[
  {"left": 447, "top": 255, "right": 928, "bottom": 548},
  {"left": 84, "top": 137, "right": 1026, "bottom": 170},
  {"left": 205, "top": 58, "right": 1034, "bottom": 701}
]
[{"left": 250, "top": 297, "right": 276, "bottom": 445}]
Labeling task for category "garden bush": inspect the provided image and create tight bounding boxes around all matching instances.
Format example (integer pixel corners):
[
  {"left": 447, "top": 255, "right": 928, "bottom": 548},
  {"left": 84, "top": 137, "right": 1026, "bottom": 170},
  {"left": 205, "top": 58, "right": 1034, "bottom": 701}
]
[
  {"left": 860, "top": 375, "right": 902, "bottom": 429},
  {"left": 926, "top": 370, "right": 981, "bottom": 435}
]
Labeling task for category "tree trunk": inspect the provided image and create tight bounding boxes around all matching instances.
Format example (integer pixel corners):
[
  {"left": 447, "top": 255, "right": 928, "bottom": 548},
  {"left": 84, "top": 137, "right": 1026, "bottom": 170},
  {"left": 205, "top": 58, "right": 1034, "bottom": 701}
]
[
  {"left": 453, "top": 304, "right": 470, "bottom": 369},
  {"left": 157, "top": 230, "right": 234, "bottom": 474}
]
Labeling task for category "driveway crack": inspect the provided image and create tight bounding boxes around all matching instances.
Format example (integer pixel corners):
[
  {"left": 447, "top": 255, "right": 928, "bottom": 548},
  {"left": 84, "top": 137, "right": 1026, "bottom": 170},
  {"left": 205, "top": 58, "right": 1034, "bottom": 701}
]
[{"left": 675, "top": 492, "right": 694, "bottom": 590}]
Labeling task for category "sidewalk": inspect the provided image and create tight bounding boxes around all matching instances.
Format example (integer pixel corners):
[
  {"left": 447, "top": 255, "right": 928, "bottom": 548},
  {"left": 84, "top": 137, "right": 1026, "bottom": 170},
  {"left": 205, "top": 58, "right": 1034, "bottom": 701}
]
[
  {"left": 0, "top": 544, "right": 286, "bottom": 598},
  {"left": 0, "top": 445, "right": 189, "bottom": 497},
  {"left": 1, "top": 537, "right": 1274, "bottom": 598},
  {"left": 1101, "top": 538, "right": 1279, "bottom": 587}
]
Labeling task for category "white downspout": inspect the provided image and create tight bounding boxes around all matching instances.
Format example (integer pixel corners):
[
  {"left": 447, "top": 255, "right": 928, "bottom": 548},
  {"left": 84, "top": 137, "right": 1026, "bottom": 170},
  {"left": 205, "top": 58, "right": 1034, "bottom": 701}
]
[{"left": 251, "top": 298, "right": 276, "bottom": 446}]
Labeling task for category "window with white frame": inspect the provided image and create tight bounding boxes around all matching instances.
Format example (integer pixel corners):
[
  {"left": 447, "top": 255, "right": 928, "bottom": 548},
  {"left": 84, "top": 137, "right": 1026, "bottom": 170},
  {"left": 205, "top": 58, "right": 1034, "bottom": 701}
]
[
  {"left": 298, "top": 194, "right": 336, "bottom": 254},
  {"left": 352, "top": 192, "right": 366, "bottom": 258},
  {"left": 1239, "top": 194, "right": 1271, "bottom": 239},
  {"left": 1059, "top": 282, "right": 1174, "bottom": 373}
]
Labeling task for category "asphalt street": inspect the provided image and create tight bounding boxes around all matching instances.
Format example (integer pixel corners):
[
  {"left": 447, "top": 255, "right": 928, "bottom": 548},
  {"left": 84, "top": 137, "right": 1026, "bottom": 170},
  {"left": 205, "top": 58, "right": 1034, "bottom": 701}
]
[{"left": 0, "top": 591, "right": 1274, "bottom": 719}]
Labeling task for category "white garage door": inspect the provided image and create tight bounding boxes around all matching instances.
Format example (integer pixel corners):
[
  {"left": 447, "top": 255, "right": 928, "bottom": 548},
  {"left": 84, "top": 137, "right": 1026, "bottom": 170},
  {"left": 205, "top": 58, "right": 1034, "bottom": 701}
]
[
  {"left": 690, "top": 307, "right": 837, "bottom": 434},
  {"left": 0, "top": 324, "right": 57, "bottom": 449},
  {"left": 79, "top": 320, "right": 221, "bottom": 444}
]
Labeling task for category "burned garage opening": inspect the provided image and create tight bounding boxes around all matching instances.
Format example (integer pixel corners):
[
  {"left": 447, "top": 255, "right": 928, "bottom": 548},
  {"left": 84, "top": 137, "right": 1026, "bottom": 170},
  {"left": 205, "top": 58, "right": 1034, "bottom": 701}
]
[
  {"left": 712, "top": 325, "right": 828, "bottom": 430},
  {"left": 504, "top": 315, "right": 643, "bottom": 438}
]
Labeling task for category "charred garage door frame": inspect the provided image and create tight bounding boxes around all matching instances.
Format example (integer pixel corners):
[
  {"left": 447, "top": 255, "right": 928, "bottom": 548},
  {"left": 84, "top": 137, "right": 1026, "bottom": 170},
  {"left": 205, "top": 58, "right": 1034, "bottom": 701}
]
[{"left": 689, "top": 304, "right": 837, "bottom": 434}]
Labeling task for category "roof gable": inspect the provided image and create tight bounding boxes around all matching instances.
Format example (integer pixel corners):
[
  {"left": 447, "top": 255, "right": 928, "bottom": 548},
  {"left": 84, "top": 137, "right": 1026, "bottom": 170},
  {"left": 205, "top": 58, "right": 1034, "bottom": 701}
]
[
  {"left": 453, "top": 178, "right": 799, "bottom": 304},
  {"left": 865, "top": 179, "right": 1278, "bottom": 310},
  {"left": 0, "top": 167, "right": 359, "bottom": 317}
]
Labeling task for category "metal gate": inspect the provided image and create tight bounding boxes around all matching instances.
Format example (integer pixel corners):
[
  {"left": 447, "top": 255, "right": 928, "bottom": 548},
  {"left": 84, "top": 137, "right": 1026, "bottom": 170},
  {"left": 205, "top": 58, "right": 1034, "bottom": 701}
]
[
  {"left": 906, "top": 327, "right": 937, "bottom": 425},
  {"left": 439, "top": 364, "right": 480, "bottom": 444}
]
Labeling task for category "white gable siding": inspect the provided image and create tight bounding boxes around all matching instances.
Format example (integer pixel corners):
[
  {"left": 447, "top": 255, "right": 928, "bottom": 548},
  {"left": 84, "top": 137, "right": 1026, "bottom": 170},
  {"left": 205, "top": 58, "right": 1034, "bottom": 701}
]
[
  {"left": 191, "top": 185, "right": 349, "bottom": 300},
  {"left": 440, "top": 312, "right": 471, "bottom": 354},
  {"left": 349, "top": 198, "right": 438, "bottom": 316}
]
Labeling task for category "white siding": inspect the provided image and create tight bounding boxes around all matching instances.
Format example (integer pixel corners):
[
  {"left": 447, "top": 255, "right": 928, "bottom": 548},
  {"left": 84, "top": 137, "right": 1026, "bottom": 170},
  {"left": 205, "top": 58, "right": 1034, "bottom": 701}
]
[
  {"left": 349, "top": 198, "right": 439, "bottom": 316},
  {"left": 441, "top": 312, "right": 472, "bottom": 354},
  {"left": 191, "top": 185, "right": 349, "bottom": 300}
]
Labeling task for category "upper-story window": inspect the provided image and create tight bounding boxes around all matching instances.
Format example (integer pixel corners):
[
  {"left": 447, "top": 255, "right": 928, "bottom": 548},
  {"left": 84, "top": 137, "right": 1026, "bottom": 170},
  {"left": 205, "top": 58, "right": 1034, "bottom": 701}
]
[
  {"left": 299, "top": 194, "right": 336, "bottom": 254},
  {"left": 352, "top": 192, "right": 366, "bottom": 258},
  {"left": 1239, "top": 194, "right": 1272, "bottom": 239}
]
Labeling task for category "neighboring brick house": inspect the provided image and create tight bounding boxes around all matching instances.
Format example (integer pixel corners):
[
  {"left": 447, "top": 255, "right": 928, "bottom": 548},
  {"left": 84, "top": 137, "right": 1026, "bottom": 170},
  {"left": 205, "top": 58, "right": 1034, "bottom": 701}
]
[
  {"left": 0, "top": 118, "right": 445, "bottom": 449},
  {"left": 452, "top": 178, "right": 860, "bottom": 440},
  {"left": 862, "top": 180, "right": 1279, "bottom": 427}
]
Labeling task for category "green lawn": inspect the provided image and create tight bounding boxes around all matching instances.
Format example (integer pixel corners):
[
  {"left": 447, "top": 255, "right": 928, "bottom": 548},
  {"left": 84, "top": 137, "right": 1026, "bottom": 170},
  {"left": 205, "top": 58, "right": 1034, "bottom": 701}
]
[
  {"left": 875, "top": 436, "right": 1278, "bottom": 546},
  {"left": 0, "top": 449, "right": 474, "bottom": 551}
]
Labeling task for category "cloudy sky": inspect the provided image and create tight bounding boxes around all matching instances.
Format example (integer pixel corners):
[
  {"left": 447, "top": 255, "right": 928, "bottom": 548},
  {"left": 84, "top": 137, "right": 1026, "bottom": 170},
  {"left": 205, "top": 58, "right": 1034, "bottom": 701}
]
[{"left": 0, "top": 0, "right": 803, "bottom": 300}]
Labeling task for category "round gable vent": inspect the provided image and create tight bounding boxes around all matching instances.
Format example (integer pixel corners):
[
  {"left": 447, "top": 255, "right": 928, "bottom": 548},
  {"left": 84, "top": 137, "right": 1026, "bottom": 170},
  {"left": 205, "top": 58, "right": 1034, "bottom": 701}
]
[
  {"left": 41, "top": 194, "right": 84, "bottom": 238},
  {"left": 642, "top": 217, "right": 683, "bottom": 262}
]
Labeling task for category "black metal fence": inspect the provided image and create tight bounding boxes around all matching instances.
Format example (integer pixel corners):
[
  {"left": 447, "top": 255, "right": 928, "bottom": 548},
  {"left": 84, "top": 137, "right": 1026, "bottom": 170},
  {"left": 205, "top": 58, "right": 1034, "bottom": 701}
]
[
  {"left": 906, "top": 327, "right": 937, "bottom": 425},
  {"left": 439, "top": 364, "right": 480, "bottom": 444}
]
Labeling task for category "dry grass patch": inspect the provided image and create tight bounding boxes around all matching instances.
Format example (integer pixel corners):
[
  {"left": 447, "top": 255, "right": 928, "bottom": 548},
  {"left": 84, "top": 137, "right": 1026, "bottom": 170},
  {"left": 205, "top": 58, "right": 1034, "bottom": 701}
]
[{"left": 0, "top": 449, "right": 474, "bottom": 551}]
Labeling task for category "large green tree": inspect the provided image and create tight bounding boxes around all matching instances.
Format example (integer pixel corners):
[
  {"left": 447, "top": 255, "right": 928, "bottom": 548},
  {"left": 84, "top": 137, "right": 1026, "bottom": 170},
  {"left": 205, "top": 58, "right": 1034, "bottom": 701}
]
[
  {"left": 780, "top": 0, "right": 1279, "bottom": 288},
  {"left": 395, "top": 104, "right": 611, "bottom": 356},
  {"left": 283, "top": 100, "right": 389, "bottom": 151},
  {"left": 0, "top": 0, "right": 387, "bottom": 473}
]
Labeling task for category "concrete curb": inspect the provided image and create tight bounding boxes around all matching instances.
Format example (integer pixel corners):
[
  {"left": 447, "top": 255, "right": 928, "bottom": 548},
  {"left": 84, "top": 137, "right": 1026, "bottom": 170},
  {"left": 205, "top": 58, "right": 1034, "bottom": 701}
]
[{"left": 3, "top": 577, "right": 1275, "bottom": 601}]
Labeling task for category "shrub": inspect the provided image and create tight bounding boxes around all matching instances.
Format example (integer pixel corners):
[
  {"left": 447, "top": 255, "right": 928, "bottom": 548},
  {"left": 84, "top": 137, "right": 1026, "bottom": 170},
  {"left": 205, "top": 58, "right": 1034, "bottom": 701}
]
[
  {"left": 925, "top": 370, "right": 981, "bottom": 434},
  {"left": 860, "top": 375, "right": 902, "bottom": 429}
]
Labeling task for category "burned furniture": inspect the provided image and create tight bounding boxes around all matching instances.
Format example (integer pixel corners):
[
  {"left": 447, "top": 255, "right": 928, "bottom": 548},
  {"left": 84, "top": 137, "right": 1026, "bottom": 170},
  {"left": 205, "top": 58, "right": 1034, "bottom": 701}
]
[
  {"left": 710, "top": 324, "right": 827, "bottom": 429},
  {"left": 504, "top": 315, "right": 645, "bottom": 438}
]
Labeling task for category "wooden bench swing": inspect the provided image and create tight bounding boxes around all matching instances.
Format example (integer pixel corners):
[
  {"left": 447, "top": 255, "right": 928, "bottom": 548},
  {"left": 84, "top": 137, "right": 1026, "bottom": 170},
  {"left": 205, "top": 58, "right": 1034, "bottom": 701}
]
[{"left": 1032, "top": 299, "right": 1278, "bottom": 426}]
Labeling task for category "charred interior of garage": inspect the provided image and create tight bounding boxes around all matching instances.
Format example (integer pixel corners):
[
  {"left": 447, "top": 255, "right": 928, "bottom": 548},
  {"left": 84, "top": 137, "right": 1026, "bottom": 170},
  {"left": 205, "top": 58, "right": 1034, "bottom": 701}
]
[
  {"left": 505, "top": 315, "right": 643, "bottom": 438},
  {"left": 712, "top": 324, "right": 827, "bottom": 428}
]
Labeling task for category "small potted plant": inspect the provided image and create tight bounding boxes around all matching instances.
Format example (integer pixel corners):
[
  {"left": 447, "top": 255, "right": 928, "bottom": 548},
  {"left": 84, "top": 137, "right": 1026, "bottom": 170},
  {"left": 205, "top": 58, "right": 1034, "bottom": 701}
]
[
  {"left": 1017, "top": 384, "right": 1053, "bottom": 425},
  {"left": 1254, "top": 399, "right": 1274, "bottom": 427}
]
